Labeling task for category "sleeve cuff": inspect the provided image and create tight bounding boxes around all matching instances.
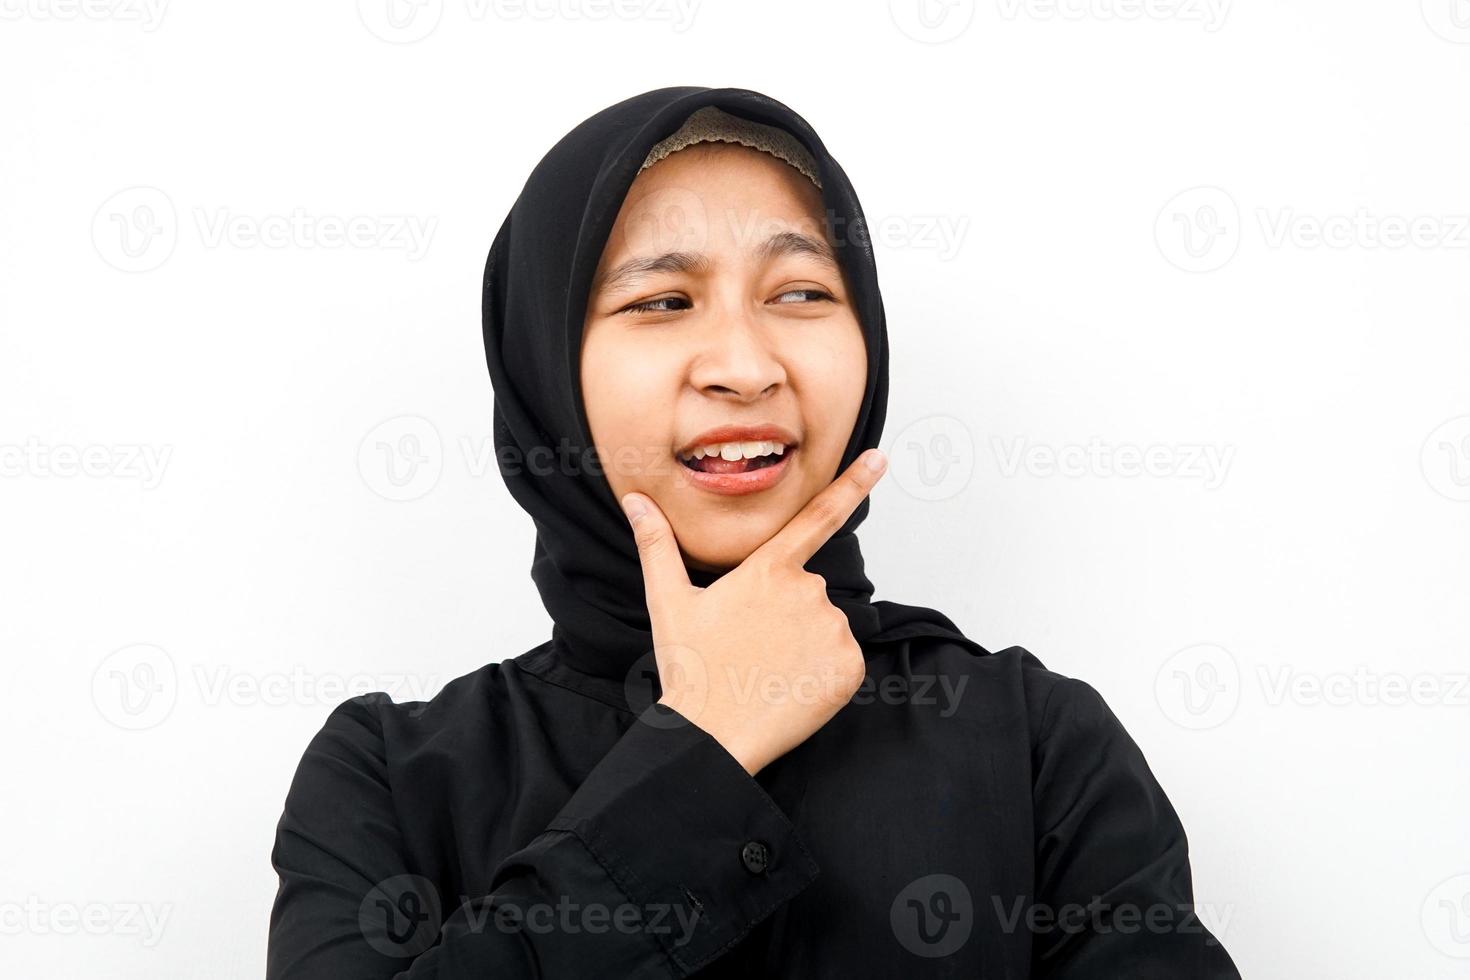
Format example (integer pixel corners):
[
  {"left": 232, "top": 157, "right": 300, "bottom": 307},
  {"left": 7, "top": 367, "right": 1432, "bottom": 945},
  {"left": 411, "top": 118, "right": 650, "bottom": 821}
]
[{"left": 546, "top": 702, "right": 821, "bottom": 973}]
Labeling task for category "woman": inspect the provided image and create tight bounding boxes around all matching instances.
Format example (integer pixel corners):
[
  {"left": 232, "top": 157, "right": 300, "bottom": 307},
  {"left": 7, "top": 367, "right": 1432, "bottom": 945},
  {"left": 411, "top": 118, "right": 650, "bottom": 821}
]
[{"left": 266, "top": 86, "right": 1242, "bottom": 978}]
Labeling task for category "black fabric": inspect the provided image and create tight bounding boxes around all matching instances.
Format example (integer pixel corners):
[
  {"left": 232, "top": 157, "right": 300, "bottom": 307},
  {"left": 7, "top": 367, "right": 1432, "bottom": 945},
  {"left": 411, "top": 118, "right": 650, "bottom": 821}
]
[
  {"left": 266, "top": 85, "right": 1243, "bottom": 977},
  {"left": 266, "top": 646, "right": 1241, "bottom": 977},
  {"left": 480, "top": 84, "right": 982, "bottom": 685}
]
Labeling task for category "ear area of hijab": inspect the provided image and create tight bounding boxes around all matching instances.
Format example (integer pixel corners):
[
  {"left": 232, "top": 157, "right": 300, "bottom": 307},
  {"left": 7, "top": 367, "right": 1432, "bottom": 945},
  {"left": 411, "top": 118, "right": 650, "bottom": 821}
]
[{"left": 637, "top": 105, "right": 824, "bottom": 190}]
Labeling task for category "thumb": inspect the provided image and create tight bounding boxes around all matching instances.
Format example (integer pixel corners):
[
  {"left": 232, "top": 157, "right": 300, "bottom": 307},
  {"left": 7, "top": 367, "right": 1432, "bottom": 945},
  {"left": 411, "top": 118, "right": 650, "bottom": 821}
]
[{"left": 621, "top": 492, "right": 691, "bottom": 617}]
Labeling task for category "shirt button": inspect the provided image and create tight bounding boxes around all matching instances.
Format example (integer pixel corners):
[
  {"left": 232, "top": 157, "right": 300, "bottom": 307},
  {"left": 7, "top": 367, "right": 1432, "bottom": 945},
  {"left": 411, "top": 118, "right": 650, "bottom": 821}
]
[{"left": 740, "top": 840, "right": 770, "bottom": 875}]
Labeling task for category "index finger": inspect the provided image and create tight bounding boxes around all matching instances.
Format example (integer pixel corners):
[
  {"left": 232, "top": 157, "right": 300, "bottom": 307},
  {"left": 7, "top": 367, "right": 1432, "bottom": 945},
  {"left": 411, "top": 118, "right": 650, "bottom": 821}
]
[
  {"left": 754, "top": 448, "right": 887, "bottom": 570},
  {"left": 622, "top": 492, "right": 694, "bottom": 621}
]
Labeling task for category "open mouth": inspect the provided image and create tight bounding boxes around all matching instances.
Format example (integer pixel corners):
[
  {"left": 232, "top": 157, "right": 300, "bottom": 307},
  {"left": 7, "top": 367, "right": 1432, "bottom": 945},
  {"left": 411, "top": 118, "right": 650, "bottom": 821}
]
[{"left": 677, "top": 440, "right": 794, "bottom": 475}]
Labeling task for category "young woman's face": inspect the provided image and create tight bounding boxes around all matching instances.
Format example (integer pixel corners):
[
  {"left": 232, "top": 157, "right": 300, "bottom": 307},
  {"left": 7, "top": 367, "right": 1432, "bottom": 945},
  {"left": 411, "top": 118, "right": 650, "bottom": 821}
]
[{"left": 581, "top": 142, "right": 867, "bottom": 574}]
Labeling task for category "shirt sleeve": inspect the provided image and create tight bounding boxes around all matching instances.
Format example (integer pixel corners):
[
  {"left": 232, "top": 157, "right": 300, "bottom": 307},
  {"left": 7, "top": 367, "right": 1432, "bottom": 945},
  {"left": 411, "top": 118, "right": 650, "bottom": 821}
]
[
  {"left": 265, "top": 697, "right": 820, "bottom": 980},
  {"left": 1029, "top": 676, "right": 1242, "bottom": 979}
]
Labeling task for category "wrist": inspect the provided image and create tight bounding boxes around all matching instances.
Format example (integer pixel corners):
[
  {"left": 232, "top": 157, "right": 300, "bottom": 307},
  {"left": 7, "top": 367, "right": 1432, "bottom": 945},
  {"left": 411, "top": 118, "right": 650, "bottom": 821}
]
[{"left": 655, "top": 697, "right": 764, "bottom": 776}]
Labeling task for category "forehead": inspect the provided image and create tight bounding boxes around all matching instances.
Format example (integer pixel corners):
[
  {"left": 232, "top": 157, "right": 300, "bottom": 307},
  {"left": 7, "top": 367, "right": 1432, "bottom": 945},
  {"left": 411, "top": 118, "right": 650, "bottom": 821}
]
[{"left": 599, "top": 143, "right": 830, "bottom": 264}]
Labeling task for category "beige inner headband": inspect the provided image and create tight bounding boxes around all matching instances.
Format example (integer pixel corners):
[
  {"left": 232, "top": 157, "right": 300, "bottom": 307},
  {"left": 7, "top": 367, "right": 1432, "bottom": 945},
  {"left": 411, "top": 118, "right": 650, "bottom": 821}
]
[{"left": 637, "top": 105, "right": 823, "bottom": 190}]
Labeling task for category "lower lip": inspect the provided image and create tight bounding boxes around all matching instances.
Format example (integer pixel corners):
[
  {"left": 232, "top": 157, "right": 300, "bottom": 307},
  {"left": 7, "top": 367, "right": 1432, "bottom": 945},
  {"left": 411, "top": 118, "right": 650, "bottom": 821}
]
[{"left": 676, "top": 448, "right": 796, "bottom": 496}]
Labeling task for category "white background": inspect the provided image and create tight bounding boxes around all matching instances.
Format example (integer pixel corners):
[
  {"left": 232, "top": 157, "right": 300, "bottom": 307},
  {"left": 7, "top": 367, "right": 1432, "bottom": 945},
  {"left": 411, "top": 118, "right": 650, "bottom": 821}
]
[{"left": 3, "top": 1, "right": 1469, "bottom": 977}]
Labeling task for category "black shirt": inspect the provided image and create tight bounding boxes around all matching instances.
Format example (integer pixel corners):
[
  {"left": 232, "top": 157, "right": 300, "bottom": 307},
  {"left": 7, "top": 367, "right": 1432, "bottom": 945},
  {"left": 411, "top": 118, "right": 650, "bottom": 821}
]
[{"left": 265, "top": 635, "right": 1242, "bottom": 977}]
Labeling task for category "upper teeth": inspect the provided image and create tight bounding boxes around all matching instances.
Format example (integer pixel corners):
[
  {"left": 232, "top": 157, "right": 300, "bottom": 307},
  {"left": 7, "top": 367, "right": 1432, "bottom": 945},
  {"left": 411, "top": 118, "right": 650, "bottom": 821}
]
[{"left": 680, "top": 440, "right": 788, "bottom": 461}]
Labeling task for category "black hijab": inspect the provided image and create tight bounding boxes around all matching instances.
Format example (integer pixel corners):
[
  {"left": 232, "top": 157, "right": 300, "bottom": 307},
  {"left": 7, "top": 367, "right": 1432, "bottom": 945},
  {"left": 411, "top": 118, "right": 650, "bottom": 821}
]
[{"left": 481, "top": 85, "right": 985, "bottom": 685}]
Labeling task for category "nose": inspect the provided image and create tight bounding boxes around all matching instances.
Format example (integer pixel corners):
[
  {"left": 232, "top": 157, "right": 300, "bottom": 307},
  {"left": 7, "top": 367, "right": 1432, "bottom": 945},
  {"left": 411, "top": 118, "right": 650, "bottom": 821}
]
[{"left": 687, "top": 308, "right": 786, "bottom": 402}]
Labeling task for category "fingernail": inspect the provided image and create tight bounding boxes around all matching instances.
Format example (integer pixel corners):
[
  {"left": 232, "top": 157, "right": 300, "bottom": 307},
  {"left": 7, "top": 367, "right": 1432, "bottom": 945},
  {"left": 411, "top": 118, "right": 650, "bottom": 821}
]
[
  {"left": 622, "top": 495, "right": 647, "bottom": 522},
  {"left": 864, "top": 449, "right": 886, "bottom": 473}
]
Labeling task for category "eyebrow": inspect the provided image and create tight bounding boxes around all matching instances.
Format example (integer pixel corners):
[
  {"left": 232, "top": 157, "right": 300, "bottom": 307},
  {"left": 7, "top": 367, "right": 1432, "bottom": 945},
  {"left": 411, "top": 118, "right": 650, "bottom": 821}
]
[{"left": 592, "top": 231, "right": 839, "bottom": 296}]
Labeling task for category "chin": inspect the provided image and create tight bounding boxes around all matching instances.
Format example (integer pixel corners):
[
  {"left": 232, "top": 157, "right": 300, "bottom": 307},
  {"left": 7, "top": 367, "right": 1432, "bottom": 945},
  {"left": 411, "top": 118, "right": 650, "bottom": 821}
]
[
  {"left": 668, "top": 499, "right": 802, "bottom": 573},
  {"left": 677, "top": 528, "right": 773, "bottom": 575},
  {"left": 679, "top": 544, "right": 752, "bottom": 576}
]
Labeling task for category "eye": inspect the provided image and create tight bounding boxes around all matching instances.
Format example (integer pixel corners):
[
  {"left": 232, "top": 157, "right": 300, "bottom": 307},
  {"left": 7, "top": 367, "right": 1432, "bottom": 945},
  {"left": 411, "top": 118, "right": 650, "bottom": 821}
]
[
  {"left": 617, "top": 288, "right": 834, "bottom": 315},
  {"left": 769, "top": 288, "right": 834, "bottom": 305},
  {"left": 620, "top": 295, "right": 692, "bottom": 315}
]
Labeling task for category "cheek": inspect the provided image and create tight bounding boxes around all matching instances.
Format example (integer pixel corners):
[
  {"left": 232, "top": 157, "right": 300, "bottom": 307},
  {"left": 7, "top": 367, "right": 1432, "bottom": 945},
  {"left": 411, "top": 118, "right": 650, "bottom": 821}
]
[
  {"left": 802, "top": 326, "right": 867, "bottom": 420},
  {"left": 794, "top": 326, "right": 866, "bottom": 481},
  {"left": 581, "top": 332, "right": 678, "bottom": 472}
]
